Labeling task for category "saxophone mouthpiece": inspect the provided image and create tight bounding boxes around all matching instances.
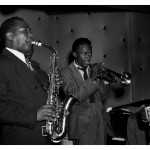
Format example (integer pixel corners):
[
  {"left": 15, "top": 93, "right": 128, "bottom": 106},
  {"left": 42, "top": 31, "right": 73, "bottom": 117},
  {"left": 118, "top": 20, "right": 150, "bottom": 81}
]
[
  {"left": 26, "top": 39, "right": 42, "bottom": 47},
  {"left": 26, "top": 39, "right": 58, "bottom": 55},
  {"left": 26, "top": 38, "right": 33, "bottom": 44}
]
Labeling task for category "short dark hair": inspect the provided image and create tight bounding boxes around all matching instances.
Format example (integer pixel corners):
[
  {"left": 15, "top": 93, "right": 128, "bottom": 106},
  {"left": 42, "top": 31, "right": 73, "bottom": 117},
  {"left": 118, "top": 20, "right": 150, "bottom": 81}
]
[
  {"left": 0, "top": 17, "right": 28, "bottom": 48},
  {"left": 72, "top": 37, "right": 92, "bottom": 53}
]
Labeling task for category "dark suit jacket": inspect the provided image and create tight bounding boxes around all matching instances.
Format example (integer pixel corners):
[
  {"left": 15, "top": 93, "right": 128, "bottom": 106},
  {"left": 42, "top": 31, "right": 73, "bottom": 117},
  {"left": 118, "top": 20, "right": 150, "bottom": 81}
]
[
  {"left": 31, "top": 60, "right": 48, "bottom": 90},
  {"left": 0, "top": 49, "right": 50, "bottom": 145},
  {"left": 60, "top": 62, "right": 113, "bottom": 143}
]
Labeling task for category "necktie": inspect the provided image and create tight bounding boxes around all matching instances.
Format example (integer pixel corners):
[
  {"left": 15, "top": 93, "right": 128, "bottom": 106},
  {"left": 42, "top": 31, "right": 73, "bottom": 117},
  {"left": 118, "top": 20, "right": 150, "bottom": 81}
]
[
  {"left": 25, "top": 58, "right": 35, "bottom": 73},
  {"left": 78, "top": 66, "right": 95, "bottom": 103},
  {"left": 25, "top": 58, "right": 48, "bottom": 90},
  {"left": 78, "top": 67, "right": 88, "bottom": 81}
]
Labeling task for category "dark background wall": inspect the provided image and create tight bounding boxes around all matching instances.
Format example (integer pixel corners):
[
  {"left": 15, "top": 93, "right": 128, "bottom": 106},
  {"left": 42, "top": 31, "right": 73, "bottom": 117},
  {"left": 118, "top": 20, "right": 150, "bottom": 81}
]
[{"left": 0, "top": 5, "right": 150, "bottom": 109}]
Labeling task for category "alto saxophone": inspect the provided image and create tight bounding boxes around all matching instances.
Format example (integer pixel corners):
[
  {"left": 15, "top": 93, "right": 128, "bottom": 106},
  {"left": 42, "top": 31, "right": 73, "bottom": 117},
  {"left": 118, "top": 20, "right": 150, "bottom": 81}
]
[{"left": 27, "top": 39, "right": 77, "bottom": 143}]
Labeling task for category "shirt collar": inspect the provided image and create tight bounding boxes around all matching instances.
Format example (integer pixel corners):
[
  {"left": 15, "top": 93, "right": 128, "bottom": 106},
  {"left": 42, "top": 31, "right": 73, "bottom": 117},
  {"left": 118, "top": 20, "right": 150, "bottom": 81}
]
[
  {"left": 6, "top": 47, "right": 26, "bottom": 64},
  {"left": 74, "top": 60, "right": 81, "bottom": 68},
  {"left": 74, "top": 60, "right": 89, "bottom": 70}
]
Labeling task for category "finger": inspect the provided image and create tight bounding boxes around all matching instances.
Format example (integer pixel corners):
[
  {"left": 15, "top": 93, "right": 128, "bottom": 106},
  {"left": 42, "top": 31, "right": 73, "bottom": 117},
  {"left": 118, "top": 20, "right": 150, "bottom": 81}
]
[
  {"left": 100, "top": 63, "right": 104, "bottom": 66},
  {"left": 43, "top": 116, "right": 50, "bottom": 120},
  {"left": 44, "top": 110, "right": 58, "bottom": 118},
  {"left": 41, "top": 108, "right": 56, "bottom": 117},
  {"left": 55, "top": 78, "right": 62, "bottom": 82},
  {"left": 41, "top": 104, "right": 56, "bottom": 110},
  {"left": 57, "top": 81, "right": 63, "bottom": 85},
  {"left": 93, "top": 65, "right": 102, "bottom": 71},
  {"left": 55, "top": 77, "right": 63, "bottom": 82},
  {"left": 97, "top": 63, "right": 104, "bottom": 71},
  {"left": 43, "top": 116, "right": 56, "bottom": 120},
  {"left": 46, "top": 112, "right": 56, "bottom": 118},
  {"left": 55, "top": 74, "right": 61, "bottom": 77},
  {"left": 45, "top": 108, "right": 56, "bottom": 114}
]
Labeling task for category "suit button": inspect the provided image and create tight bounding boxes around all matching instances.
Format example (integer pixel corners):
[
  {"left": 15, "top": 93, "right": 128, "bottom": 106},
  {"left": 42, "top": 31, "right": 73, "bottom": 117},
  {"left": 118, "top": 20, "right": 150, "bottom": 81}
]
[{"left": 88, "top": 116, "right": 91, "bottom": 119}]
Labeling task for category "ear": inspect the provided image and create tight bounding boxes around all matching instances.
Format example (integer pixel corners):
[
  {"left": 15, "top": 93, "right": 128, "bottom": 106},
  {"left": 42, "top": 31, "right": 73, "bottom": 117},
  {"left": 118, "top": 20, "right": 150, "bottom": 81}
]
[
  {"left": 6, "top": 32, "right": 13, "bottom": 40},
  {"left": 72, "top": 51, "right": 77, "bottom": 58}
]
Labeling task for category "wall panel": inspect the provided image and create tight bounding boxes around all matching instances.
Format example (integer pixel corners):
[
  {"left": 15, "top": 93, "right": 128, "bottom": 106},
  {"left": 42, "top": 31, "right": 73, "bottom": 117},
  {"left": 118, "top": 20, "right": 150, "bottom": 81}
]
[{"left": 130, "top": 12, "right": 150, "bottom": 102}]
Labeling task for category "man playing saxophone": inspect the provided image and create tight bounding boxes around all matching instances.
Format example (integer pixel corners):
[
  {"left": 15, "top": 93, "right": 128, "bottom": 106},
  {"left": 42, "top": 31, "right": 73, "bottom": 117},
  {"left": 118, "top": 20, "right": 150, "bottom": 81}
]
[
  {"left": 0, "top": 16, "right": 62, "bottom": 145},
  {"left": 60, "top": 37, "right": 115, "bottom": 145}
]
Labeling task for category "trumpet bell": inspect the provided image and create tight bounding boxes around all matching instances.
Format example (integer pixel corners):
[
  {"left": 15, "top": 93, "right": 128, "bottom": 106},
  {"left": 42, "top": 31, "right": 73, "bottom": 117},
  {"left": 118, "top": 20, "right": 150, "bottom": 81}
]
[
  {"left": 89, "top": 63, "right": 132, "bottom": 86},
  {"left": 120, "top": 71, "right": 132, "bottom": 86}
]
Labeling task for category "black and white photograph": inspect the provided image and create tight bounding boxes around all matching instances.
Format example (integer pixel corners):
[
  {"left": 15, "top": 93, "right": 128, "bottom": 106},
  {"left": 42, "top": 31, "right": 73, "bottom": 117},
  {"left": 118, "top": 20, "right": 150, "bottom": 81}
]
[{"left": 0, "top": 1, "right": 150, "bottom": 148}]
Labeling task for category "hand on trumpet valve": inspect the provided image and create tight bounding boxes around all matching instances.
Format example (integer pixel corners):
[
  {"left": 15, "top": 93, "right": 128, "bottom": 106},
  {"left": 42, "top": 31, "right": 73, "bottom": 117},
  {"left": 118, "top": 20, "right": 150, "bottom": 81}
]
[{"left": 90, "top": 63, "right": 104, "bottom": 81}]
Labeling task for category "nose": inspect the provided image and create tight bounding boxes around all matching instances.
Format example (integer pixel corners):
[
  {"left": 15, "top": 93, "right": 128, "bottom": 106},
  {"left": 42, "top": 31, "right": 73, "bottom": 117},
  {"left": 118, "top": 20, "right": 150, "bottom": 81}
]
[
  {"left": 85, "top": 54, "right": 92, "bottom": 59},
  {"left": 28, "top": 32, "right": 32, "bottom": 38}
]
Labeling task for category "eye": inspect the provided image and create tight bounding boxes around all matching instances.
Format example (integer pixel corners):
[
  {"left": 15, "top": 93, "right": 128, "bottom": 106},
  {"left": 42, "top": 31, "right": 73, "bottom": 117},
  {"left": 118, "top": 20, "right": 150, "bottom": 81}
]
[
  {"left": 24, "top": 30, "right": 28, "bottom": 33},
  {"left": 22, "top": 28, "right": 32, "bottom": 34},
  {"left": 28, "top": 28, "right": 32, "bottom": 34},
  {"left": 89, "top": 52, "right": 92, "bottom": 56},
  {"left": 82, "top": 52, "right": 92, "bottom": 56}
]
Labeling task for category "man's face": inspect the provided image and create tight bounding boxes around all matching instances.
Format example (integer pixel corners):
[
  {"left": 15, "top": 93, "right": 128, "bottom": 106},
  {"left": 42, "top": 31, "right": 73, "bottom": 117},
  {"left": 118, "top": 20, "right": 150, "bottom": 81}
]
[
  {"left": 74, "top": 44, "right": 92, "bottom": 68},
  {"left": 24, "top": 45, "right": 34, "bottom": 60},
  {"left": 10, "top": 21, "right": 33, "bottom": 54}
]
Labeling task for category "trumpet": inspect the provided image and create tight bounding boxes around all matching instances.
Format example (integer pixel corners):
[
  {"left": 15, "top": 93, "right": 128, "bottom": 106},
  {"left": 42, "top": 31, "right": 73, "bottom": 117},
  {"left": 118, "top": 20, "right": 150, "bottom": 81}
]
[{"left": 89, "top": 63, "right": 132, "bottom": 86}]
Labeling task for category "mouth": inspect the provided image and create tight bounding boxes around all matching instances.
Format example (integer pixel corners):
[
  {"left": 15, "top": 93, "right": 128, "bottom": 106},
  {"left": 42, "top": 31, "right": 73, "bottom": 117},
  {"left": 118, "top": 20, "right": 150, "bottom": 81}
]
[
  {"left": 84, "top": 60, "right": 90, "bottom": 65},
  {"left": 26, "top": 38, "right": 33, "bottom": 45}
]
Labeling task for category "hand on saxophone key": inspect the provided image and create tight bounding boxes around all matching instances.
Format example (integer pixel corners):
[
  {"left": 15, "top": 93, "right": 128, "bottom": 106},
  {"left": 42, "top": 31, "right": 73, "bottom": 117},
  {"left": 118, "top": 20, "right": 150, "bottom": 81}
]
[
  {"left": 55, "top": 73, "right": 63, "bottom": 86},
  {"left": 37, "top": 104, "right": 58, "bottom": 121}
]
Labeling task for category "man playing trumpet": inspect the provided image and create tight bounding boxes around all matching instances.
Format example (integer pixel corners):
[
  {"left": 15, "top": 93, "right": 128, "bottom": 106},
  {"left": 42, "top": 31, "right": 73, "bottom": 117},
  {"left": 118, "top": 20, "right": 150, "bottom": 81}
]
[{"left": 60, "top": 37, "right": 115, "bottom": 145}]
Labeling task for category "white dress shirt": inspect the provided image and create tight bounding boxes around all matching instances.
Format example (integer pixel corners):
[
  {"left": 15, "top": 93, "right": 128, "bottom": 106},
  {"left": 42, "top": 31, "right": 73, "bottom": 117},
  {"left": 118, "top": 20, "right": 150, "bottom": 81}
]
[
  {"left": 74, "top": 60, "right": 89, "bottom": 81},
  {"left": 6, "top": 47, "right": 27, "bottom": 65}
]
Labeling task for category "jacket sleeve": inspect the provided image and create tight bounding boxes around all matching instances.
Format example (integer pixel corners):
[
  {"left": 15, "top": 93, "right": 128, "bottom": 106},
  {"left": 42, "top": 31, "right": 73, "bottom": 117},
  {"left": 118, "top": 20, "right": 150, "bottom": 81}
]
[
  {"left": 0, "top": 68, "right": 37, "bottom": 129},
  {"left": 60, "top": 68, "right": 101, "bottom": 103}
]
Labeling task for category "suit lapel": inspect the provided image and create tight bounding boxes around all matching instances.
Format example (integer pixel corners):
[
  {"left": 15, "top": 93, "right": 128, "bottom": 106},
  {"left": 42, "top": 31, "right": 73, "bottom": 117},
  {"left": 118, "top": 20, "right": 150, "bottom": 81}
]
[
  {"left": 2, "top": 49, "right": 44, "bottom": 88},
  {"left": 70, "top": 62, "right": 85, "bottom": 84},
  {"left": 70, "top": 62, "right": 93, "bottom": 84},
  {"left": 69, "top": 62, "right": 103, "bottom": 119},
  {"left": 88, "top": 66, "right": 92, "bottom": 78}
]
